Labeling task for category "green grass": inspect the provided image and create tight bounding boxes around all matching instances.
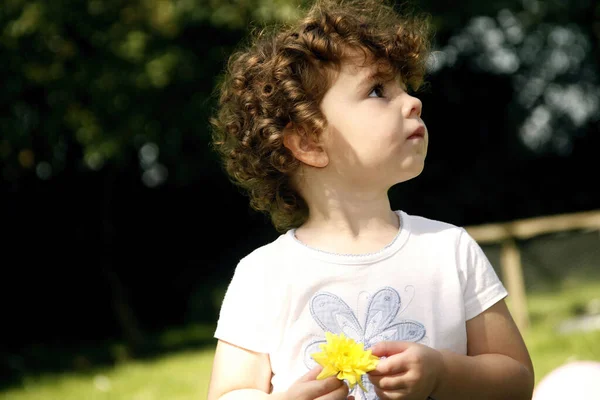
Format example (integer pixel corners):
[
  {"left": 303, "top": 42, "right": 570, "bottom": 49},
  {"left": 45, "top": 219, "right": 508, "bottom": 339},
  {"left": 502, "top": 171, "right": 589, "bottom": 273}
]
[
  {"left": 520, "top": 281, "right": 600, "bottom": 384},
  {"left": 2, "top": 281, "right": 600, "bottom": 399},
  {"left": 1, "top": 346, "right": 215, "bottom": 400}
]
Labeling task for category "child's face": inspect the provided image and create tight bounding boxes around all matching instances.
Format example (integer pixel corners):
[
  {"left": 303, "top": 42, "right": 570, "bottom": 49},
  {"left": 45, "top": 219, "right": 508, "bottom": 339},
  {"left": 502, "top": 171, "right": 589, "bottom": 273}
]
[{"left": 319, "top": 56, "right": 428, "bottom": 189}]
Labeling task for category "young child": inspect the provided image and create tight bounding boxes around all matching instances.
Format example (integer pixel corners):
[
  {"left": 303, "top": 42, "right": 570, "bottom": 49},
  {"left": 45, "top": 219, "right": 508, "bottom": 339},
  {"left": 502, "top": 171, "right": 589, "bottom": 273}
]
[{"left": 207, "top": 0, "right": 534, "bottom": 399}]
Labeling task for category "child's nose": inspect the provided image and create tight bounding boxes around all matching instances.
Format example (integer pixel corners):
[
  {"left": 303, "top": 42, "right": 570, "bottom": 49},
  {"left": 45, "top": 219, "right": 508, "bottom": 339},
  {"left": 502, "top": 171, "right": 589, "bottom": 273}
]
[{"left": 402, "top": 94, "right": 422, "bottom": 118}]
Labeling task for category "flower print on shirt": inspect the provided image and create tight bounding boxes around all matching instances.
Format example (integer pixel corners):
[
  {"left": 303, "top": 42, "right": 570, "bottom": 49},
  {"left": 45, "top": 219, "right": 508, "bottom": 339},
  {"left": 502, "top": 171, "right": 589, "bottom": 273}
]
[{"left": 304, "top": 286, "right": 426, "bottom": 400}]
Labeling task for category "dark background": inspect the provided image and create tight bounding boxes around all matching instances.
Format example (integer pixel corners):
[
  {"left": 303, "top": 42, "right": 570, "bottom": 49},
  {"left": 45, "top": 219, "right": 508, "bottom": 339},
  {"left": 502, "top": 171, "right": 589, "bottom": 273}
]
[{"left": 2, "top": 0, "right": 599, "bottom": 385}]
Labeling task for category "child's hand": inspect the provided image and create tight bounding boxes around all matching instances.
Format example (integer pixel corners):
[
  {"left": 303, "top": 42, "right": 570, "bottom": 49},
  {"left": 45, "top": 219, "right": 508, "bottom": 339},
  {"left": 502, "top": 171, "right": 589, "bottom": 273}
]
[
  {"left": 367, "top": 341, "right": 444, "bottom": 400},
  {"left": 278, "top": 366, "right": 349, "bottom": 400}
]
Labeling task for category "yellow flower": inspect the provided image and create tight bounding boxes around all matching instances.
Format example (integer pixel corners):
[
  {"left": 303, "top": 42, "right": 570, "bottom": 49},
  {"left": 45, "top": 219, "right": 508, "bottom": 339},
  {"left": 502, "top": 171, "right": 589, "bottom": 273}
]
[{"left": 311, "top": 332, "right": 380, "bottom": 392}]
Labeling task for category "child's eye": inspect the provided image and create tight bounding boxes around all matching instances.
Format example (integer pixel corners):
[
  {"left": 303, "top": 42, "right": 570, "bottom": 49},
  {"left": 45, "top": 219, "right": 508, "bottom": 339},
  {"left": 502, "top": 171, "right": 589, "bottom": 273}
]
[{"left": 368, "top": 83, "right": 385, "bottom": 98}]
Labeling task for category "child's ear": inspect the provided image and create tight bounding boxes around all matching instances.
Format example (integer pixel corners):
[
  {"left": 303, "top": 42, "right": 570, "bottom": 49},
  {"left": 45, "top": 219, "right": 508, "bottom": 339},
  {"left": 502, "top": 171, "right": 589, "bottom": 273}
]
[{"left": 283, "top": 123, "right": 329, "bottom": 168}]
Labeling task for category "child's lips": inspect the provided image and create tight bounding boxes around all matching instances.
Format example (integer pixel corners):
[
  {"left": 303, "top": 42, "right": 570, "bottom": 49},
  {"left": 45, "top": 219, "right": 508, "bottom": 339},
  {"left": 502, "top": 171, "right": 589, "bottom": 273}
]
[{"left": 407, "top": 125, "right": 425, "bottom": 140}]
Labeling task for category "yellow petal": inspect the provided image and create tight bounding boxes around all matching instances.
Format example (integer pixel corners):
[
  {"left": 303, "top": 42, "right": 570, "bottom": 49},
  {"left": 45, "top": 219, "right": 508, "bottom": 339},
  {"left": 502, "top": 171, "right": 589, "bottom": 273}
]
[
  {"left": 339, "top": 371, "right": 357, "bottom": 385},
  {"left": 317, "top": 365, "right": 339, "bottom": 380},
  {"left": 311, "top": 351, "right": 328, "bottom": 365},
  {"left": 312, "top": 332, "right": 380, "bottom": 390}
]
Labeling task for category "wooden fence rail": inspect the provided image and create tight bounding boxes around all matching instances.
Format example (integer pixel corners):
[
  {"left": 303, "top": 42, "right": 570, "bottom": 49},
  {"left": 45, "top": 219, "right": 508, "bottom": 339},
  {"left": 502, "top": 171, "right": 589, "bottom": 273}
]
[{"left": 464, "top": 209, "right": 600, "bottom": 331}]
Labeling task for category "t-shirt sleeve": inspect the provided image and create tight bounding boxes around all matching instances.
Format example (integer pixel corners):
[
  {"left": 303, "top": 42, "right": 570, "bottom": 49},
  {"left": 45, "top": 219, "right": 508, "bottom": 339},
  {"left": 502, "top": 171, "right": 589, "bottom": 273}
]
[
  {"left": 214, "top": 256, "right": 280, "bottom": 354},
  {"left": 458, "top": 228, "right": 508, "bottom": 321}
]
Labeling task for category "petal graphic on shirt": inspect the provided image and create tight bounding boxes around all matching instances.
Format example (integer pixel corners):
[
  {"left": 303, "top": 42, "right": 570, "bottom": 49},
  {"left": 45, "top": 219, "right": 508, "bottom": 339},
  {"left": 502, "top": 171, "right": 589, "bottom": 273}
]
[
  {"left": 303, "top": 339, "right": 326, "bottom": 369},
  {"left": 360, "top": 375, "right": 377, "bottom": 400},
  {"left": 335, "top": 313, "right": 363, "bottom": 341},
  {"left": 346, "top": 375, "right": 377, "bottom": 400},
  {"left": 310, "top": 292, "right": 363, "bottom": 336},
  {"left": 363, "top": 310, "right": 383, "bottom": 340},
  {"left": 363, "top": 287, "right": 401, "bottom": 339},
  {"left": 365, "top": 321, "right": 426, "bottom": 347}
]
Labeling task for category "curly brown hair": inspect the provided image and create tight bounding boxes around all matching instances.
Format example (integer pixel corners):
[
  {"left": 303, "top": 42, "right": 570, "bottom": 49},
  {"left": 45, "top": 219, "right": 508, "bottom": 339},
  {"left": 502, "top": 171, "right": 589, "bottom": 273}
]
[{"left": 210, "top": 0, "right": 432, "bottom": 232}]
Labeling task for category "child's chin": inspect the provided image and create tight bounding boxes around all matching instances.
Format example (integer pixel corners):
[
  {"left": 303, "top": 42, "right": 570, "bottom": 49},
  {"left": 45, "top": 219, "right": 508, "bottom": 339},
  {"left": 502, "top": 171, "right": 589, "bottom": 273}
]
[{"left": 393, "top": 168, "right": 425, "bottom": 185}]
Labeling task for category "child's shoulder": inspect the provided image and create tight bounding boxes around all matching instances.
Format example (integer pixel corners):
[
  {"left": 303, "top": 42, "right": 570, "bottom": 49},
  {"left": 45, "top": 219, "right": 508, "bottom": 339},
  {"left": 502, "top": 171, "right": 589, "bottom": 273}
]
[
  {"left": 401, "top": 210, "right": 473, "bottom": 246},
  {"left": 235, "top": 232, "right": 290, "bottom": 270},
  {"left": 402, "top": 210, "right": 464, "bottom": 234}
]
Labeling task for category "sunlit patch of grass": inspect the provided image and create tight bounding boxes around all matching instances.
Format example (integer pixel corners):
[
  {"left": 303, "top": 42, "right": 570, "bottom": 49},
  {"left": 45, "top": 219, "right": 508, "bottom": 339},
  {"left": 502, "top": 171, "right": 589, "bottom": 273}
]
[
  {"left": 522, "top": 281, "right": 600, "bottom": 384},
  {"left": 2, "top": 348, "right": 215, "bottom": 400},
  {"left": 525, "top": 327, "right": 600, "bottom": 384}
]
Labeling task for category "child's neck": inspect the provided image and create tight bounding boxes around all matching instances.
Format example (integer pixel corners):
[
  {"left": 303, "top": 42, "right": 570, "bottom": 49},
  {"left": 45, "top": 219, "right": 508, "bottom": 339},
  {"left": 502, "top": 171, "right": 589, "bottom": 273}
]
[{"left": 294, "top": 196, "right": 400, "bottom": 255}]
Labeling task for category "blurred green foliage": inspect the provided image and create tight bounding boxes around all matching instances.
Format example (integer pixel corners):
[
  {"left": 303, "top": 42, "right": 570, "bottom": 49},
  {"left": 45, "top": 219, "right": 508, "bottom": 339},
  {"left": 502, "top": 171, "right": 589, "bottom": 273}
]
[
  {"left": 0, "top": 0, "right": 304, "bottom": 184},
  {"left": 2, "top": 0, "right": 599, "bottom": 185}
]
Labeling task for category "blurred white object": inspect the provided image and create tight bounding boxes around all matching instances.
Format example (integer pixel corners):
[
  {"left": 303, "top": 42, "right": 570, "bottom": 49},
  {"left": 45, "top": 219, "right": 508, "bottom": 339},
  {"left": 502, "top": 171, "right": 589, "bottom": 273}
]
[
  {"left": 557, "top": 314, "right": 600, "bottom": 334},
  {"left": 533, "top": 361, "right": 600, "bottom": 399}
]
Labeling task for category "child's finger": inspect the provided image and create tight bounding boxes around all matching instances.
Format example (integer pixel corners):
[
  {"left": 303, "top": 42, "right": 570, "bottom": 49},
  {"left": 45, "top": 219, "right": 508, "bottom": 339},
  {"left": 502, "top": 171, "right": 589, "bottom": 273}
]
[
  {"left": 302, "top": 377, "right": 346, "bottom": 400},
  {"left": 314, "top": 379, "right": 349, "bottom": 400},
  {"left": 368, "top": 370, "right": 409, "bottom": 389},
  {"left": 369, "top": 353, "right": 409, "bottom": 376},
  {"left": 370, "top": 341, "right": 413, "bottom": 357},
  {"left": 295, "top": 366, "right": 324, "bottom": 383}
]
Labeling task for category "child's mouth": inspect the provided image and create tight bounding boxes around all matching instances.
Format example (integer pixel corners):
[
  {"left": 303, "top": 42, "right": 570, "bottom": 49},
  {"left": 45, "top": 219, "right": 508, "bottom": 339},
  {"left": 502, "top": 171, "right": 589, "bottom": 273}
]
[{"left": 407, "top": 126, "right": 425, "bottom": 139}]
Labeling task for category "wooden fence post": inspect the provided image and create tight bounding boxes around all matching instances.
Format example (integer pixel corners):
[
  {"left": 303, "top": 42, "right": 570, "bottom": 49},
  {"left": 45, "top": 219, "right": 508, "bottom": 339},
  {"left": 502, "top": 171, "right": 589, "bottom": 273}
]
[{"left": 501, "top": 238, "right": 530, "bottom": 331}]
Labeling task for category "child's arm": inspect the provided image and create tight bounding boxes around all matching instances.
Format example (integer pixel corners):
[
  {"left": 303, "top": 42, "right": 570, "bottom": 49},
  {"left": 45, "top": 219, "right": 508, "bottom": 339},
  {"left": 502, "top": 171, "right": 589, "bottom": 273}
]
[
  {"left": 207, "top": 339, "right": 349, "bottom": 400},
  {"left": 368, "top": 299, "right": 534, "bottom": 400},
  {"left": 431, "top": 299, "right": 534, "bottom": 399},
  {"left": 207, "top": 340, "right": 272, "bottom": 400}
]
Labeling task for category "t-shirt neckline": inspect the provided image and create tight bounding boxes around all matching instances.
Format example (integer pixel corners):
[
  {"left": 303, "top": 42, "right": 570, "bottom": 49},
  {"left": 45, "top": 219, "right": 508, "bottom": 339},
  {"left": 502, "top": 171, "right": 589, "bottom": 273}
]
[{"left": 284, "top": 210, "right": 411, "bottom": 265}]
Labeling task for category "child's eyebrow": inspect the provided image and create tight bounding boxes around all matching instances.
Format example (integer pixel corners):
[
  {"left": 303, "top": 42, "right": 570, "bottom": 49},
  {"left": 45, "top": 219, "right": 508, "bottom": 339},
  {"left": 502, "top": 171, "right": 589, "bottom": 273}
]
[
  {"left": 356, "top": 71, "right": 389, "bottom": 92},
  {"left": 355, "top": 68, "right": 404, "bottom": 93}
]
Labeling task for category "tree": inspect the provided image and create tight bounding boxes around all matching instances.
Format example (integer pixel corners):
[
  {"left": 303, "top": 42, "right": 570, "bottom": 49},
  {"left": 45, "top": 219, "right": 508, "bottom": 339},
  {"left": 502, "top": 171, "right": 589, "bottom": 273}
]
[
  {"left": 1, "top": 0, "right": 599, "bottom": 355},
  {"left": 0, "top": 0, "right": 300, "bottom": 352}
]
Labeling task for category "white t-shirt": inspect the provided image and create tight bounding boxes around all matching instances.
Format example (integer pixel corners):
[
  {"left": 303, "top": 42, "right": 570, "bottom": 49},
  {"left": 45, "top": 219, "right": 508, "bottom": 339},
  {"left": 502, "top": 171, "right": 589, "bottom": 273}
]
[{"left": 214, "top": 210, "right": 508, "bottom": 399}]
